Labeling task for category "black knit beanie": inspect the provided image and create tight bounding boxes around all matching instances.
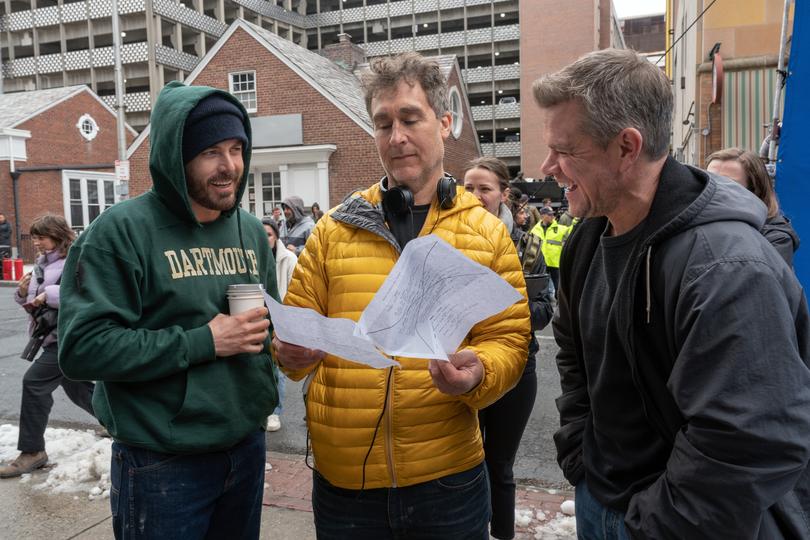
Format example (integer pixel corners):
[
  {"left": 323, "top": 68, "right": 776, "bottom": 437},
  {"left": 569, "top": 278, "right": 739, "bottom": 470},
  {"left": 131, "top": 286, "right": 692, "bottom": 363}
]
[{"left": 182, "top": 95, "right": 248, "bottom": 164}]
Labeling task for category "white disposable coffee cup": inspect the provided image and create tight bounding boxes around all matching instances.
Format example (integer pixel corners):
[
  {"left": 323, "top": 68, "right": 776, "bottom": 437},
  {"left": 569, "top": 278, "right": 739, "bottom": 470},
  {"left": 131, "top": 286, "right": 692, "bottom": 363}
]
[{"left": 227, "top": 284, "right": 265, "bottom": 315}]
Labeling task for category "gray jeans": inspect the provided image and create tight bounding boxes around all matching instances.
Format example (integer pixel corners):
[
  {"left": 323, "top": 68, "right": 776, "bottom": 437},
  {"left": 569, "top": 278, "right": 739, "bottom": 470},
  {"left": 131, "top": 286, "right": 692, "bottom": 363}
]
[{"left": 18, "top": 344, "right": 95, "bottom": 453}]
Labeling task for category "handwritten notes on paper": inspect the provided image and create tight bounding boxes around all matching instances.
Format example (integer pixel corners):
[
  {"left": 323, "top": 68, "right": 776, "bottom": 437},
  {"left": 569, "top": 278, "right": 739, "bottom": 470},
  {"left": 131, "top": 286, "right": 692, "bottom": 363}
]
[
  {"left": 267, "top": 235, "right": 522, "bottom": 368},
  {"left": 357, "top": 235, "right": 522, "bottom": 359}
]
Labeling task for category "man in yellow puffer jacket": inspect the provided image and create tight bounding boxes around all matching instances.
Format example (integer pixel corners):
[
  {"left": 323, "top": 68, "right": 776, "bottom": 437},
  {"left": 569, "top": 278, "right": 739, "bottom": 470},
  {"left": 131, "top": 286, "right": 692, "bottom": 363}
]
[{"left": 273, "top": 52, "right": 530, "bottom": 539}]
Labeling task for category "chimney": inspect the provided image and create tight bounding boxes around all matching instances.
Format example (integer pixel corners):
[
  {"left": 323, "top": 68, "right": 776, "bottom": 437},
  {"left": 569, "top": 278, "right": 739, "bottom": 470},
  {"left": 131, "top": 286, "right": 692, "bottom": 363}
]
[{"left": 319, "top": 33, "right": 367, "bottom": 71}]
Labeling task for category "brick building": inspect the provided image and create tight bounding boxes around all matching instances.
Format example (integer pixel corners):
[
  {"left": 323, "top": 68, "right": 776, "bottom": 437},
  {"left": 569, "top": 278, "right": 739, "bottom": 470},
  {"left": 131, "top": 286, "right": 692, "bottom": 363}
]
[
  {"left": 126, "top": 19, "right": 480, "bottom": 214},
  {"left": 0, "top": 85, "right": 136, "bottom": 260},
  {"left": 1, "top": 1, "right": 623, "bottom": 178}
]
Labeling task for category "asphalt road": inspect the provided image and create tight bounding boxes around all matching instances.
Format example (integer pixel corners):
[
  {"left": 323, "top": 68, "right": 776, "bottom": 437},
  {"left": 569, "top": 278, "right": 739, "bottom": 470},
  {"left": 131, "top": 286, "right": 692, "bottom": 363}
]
[{"left": 0, "top": 285, "right": 568, "bottom": 488}]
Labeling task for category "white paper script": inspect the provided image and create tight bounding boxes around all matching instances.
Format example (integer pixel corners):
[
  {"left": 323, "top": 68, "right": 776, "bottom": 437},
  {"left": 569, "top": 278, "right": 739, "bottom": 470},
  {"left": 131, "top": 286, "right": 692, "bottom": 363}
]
[
  {"left": 267, "top": 235, "right": 521, "bottom": 368},
  {"left": 357, "top": 235, "right": 522, "bottom": 359},
  {"left": 263, "top": 291, "right": 399, "bottom": 369}
]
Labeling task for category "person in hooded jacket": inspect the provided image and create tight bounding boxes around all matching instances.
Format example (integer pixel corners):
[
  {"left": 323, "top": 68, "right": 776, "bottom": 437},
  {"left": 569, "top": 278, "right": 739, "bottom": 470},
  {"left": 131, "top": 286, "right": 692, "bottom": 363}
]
[
  {"left": 706, "top": 147, "right": 800, "bottom": 267},
  {"left": 537, "top": 49, "right": 810, "bottom": 539},
  {"left": 464, "top": 157, "right": 554, "bottom": 540},
  {"left": 58, "top": 83, "right": 280, "bottom": 539},
  {"left": 279, "top": 195, "right": 315, "bottom": 255}
]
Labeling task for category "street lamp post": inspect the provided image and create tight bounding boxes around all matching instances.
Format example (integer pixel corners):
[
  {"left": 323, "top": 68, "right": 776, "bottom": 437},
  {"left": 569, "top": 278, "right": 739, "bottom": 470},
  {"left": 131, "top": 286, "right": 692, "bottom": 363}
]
[{"left": 111, "top": 0, "right": 129, "bottom": 197}]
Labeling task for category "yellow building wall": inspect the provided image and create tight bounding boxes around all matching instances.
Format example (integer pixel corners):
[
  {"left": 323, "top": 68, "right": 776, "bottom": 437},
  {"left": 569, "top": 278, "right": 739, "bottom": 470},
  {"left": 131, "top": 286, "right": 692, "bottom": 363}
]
[{"left": 702, "top": 0, "right": 792, "bottom": 59}]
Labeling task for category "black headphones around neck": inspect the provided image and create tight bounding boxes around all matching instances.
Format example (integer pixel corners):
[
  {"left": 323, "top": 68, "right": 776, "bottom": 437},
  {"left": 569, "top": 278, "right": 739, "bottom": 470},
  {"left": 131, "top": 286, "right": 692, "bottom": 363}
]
[{"left": 381, "top": 174, "right": 457, "bottom": 217}]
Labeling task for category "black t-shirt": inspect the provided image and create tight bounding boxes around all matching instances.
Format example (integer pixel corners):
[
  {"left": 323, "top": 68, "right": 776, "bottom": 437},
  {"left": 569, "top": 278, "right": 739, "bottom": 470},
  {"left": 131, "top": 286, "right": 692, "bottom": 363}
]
[
  {"left": 579, "top": 220, "right": 671, "bottom": 511},
  {"left": 387, "top": 203, "right": 431, "bottom": 250}
]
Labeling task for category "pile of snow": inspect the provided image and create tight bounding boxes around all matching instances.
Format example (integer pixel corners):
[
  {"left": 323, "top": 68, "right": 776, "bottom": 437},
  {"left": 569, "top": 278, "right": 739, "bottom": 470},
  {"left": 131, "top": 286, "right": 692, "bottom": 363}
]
[
  {"left": 533, "top": 514, "right": 577, "bottom": 539},
  {"left": 0, "top": 424, "right": 111, "bottom": 499},
  {"left": 514, "top": 498, "right": 577, "bottom": 539},
  {"left": 515, "top": 508, "right": 534, "bottom": 527},
  {"left": 560, "top": 499, "right": 575, "bottom": 515}
]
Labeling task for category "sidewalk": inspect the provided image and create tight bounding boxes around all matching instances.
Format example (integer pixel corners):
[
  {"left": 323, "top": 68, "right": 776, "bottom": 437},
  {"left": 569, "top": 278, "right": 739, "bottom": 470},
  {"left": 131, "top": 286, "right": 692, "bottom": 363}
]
[
  {"left": 0, "top": 450, "right": 573, "bottom": 539},
  {"left": 263, "top": 451, "right": 574, "bottom": 539}
]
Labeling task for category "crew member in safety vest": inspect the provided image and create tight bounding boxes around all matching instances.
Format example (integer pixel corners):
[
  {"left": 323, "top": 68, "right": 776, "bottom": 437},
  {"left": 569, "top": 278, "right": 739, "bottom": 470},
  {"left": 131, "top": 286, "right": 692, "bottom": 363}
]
[{"left": 530, "top": 206, "right": 570, "bottom": 293}]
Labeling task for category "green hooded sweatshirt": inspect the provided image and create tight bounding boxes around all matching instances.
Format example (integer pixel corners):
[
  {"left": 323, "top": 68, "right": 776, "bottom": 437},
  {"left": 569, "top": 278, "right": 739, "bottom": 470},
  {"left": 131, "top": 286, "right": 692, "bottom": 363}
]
[{"left": 58, "top": 81, "right": 280, "bottom": 453}]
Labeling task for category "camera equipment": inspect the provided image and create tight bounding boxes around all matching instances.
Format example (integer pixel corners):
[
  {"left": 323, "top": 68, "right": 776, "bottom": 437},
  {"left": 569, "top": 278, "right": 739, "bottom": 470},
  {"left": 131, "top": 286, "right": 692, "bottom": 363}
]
[{"left": 21, "top": 305, "right": 58, "bottom": 361}]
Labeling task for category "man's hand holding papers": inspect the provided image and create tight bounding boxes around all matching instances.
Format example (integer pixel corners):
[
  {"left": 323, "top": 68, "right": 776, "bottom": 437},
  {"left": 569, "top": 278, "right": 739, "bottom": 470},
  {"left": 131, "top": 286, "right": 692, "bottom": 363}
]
[{"left": 269, "top": 235, "right": 522, "bottom": 373}]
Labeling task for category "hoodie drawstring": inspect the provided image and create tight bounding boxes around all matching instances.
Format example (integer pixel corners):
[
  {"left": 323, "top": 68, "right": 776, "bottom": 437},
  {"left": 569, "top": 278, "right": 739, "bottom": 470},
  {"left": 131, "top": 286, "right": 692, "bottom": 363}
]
[{"left": 645, "top": 246, "right": 652, "bottom": 324}]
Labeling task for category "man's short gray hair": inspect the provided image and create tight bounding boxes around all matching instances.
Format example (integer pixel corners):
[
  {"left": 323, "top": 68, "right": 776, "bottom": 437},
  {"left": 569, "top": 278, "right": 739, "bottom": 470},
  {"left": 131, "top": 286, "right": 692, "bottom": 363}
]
[
  {"left": 362, "top": 52, "right": 449, "bottom": 118},
  {"left": 532, "top": 48, "right": 672, "bottom": 159}
]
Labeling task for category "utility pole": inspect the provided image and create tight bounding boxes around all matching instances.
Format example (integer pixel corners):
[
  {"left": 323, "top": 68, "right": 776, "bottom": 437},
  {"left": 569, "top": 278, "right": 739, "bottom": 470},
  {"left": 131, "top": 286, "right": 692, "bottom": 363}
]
[
  {"left": 111, "top": 0, "right": 130, "bottom": 198},
  {"left": 767, "top": 0, "right": 793, "bottom": 175}
]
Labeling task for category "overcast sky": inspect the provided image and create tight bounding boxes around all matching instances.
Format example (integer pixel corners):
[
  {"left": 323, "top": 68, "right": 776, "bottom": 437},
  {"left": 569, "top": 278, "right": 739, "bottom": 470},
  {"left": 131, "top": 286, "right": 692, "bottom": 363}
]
[{"left": 613, "top": 0, "right": 666, "bottom": 19}]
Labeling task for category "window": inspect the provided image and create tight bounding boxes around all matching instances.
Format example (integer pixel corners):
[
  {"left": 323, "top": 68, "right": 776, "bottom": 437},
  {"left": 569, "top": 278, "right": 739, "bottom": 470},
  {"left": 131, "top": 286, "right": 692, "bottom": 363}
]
[
  {"left": 229, "top": 71, "right": 257, "bottom": 113},
  {"left": 242, "top": 171, "right": 282, "bottom": 216},
  {"left": 261, "top": 172, "right": 282, "bottom": 215},
  {"left": 448, "top": 86, "right": 463, "bottom": 139},
  {"left": 62, "top": 172, "right": 119, "bottom": 233},
  {"left": 76, "top": 114, "right": 99, "bottom": 141}
]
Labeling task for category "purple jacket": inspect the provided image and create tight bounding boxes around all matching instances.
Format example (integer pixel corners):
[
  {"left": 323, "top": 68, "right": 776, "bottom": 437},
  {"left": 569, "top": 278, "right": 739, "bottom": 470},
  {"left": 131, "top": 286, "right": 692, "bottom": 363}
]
[{"left": 14, "top": 250, "right": 65, "bottom": 347}]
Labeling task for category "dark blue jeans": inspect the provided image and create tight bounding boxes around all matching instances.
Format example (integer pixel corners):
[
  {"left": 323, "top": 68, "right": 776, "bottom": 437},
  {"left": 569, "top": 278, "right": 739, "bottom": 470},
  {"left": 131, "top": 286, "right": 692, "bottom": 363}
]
[
  {"left": 312, "top": 463, "right": 491, "bottom": 539},
  {"left": 110, "top": 430, "right": 266, "bottom": 539},
  {"left": 575, "top": 481, "right": 630, "bottom": 540}
]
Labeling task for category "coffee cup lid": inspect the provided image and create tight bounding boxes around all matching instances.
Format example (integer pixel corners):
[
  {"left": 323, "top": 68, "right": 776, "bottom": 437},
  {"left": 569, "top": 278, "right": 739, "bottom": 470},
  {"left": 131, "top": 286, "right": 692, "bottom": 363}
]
[{"left": 227, "top": 283, "right": 264, "bottom": 291}]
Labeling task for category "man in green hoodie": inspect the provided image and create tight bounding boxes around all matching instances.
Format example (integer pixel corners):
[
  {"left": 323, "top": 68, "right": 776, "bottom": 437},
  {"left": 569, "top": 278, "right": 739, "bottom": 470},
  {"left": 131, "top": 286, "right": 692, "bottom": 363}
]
[{"left": 58, "top": 82, "right": 280, "bottom": 539}]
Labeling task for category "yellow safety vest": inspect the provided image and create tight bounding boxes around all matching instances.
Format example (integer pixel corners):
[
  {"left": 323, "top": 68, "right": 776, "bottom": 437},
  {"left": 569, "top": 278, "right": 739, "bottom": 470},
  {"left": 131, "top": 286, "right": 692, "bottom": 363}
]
[{"left": 530, "top": 219, "right": 570, "bottom": 268}]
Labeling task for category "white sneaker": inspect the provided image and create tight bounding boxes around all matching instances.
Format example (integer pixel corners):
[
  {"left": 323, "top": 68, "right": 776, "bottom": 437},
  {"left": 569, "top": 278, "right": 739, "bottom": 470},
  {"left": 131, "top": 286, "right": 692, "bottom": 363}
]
[{"left": 266, "top": 414, "right": 281, "bottom": 432}]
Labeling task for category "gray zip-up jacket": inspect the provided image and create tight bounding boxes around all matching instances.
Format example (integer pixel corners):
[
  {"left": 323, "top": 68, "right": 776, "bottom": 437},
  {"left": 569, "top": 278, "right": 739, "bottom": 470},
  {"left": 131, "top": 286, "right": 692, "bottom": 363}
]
[
  {"left": 554, "top": 157, "right": 810, "bottom": 539},
  {"left": 279, "top": 196, "right": 315, "bottom": 255}
]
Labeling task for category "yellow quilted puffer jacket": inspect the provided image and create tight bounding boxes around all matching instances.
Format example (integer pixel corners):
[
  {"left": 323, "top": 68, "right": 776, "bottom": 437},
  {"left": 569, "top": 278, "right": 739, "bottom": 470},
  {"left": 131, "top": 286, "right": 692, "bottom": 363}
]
[{"left": 282, "top": 182, "right": 531, "bottom": 490}]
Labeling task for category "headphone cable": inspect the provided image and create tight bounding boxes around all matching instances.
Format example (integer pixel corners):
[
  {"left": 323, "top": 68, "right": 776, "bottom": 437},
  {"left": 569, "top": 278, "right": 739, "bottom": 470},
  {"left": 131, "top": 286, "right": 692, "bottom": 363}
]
[{"left": 359, "top": 367, "right": 393, "bottom": 495}]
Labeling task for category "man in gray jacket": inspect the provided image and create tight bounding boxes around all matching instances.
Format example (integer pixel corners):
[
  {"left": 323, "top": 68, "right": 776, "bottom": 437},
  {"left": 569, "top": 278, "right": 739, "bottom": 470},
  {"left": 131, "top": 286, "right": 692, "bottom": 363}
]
[
  {"left": 537, "top": 48, "right": 810, "bottom": 538},
  {"left": 279, "top": 196, "right": 315, "bottom": 255}
]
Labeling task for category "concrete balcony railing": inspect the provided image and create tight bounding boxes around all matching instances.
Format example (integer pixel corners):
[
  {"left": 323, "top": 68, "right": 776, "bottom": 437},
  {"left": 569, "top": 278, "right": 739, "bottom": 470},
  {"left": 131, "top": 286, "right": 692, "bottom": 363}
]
[
  {"left": 101, "top": 90, "right": 152, "bottom": 113},
  {"left": 0, "top": 0, "right": 146, "bottom": 32},
  {"left": 0, "top": 0, "right": 307, "bottom": 34},
  {"left": 362, "top": 24, "right": 519, "bottom": 57},
  {"left": 480, "top": 141, "right": 521, "bottom": 158},
  {"left": 2, "top": 41, "right": 149, "bottom": 78},
  {"left": 462, "top": 64, "right": 520, "bottom": 84},
  {"left": 154, "top": 44, "right": 201, "bottom": 72},
  {"left": 2, "top": 41, "right": 200, "bottom": 78},
  {"left": 233, "top": 0, "right": 311, "bottom": 29},
  {"left": 313, "top": 0, "right": 511, "bottom": 27},
  {"left": 472, "top": 101, "right": 521, "bottom": 122},
  {"left": 152, "top": 0, "right": 228, "bottom": 37}
]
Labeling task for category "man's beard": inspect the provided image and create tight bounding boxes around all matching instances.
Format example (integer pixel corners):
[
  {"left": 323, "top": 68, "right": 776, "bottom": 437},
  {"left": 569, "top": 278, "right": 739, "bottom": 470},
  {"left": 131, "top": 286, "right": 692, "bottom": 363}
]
[{"left": 188, "top": 171, "right": 240, "bottom": 212}]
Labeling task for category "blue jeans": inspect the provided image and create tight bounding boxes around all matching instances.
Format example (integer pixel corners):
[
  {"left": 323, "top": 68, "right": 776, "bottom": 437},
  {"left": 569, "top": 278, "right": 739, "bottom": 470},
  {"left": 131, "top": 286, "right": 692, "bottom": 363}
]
[
  {"left": 312, "top": 463, "right": 491, "bottom": 539},
  {"left": 110, "top": 430, "right": 266, "bottom": 539},
  {"left": 272, "top": 369, "right": 286, "bottom": 415},
  {"left": 575, "top": 481, "right": 630, "bottom": 540}
]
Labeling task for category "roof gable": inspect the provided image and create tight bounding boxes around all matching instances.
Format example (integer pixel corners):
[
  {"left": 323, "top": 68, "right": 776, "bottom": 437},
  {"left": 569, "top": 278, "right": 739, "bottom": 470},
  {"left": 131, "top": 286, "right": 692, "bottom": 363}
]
[
  {"left": 130, "top": 18, "right": 374, "bottom": 158},
  {"left": 0, "top": 85, "right": 138, "bottom": 136},
  {"left": 0, "top": 86, "right": 85, "bottom": 129},
  {"left": 190, "top": 19, "right": 371, "bottom": 134}
]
